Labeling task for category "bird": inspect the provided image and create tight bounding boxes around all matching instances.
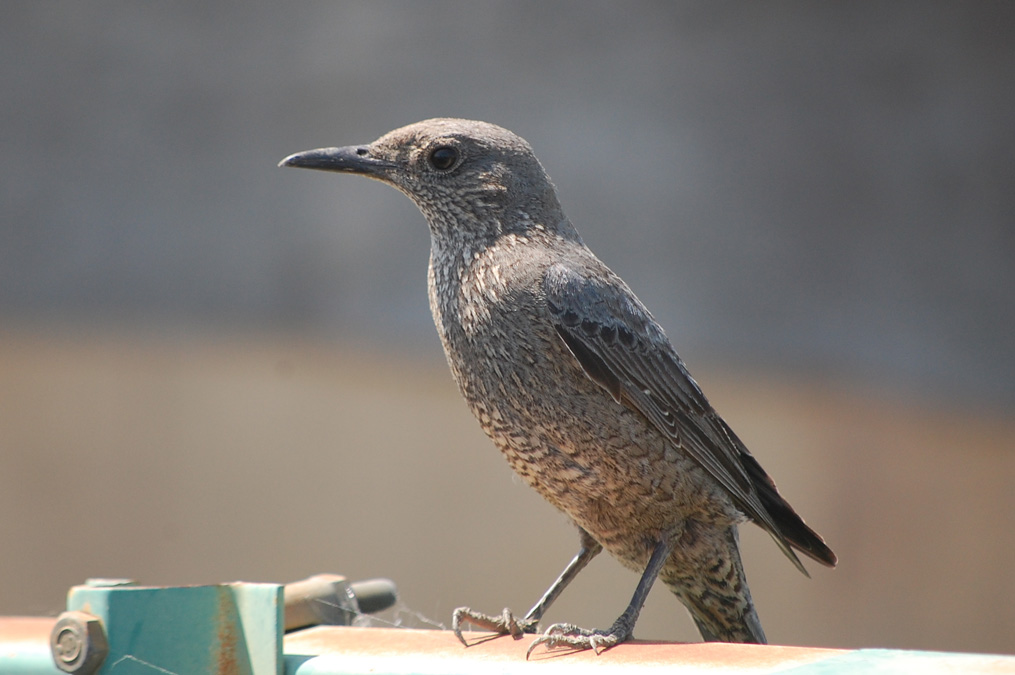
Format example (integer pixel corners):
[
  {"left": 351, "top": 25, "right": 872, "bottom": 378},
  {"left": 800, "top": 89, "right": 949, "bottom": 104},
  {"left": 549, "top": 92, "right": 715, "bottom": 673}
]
[{"left": 279, "top": 118, "right": 836, "bottom": 655}]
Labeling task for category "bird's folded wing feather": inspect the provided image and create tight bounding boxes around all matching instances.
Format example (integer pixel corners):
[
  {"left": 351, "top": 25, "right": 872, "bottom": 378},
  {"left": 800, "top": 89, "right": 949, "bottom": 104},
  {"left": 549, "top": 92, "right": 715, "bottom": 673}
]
[{"left": 543, "top": 261, "right": 809, "bottom": 573}]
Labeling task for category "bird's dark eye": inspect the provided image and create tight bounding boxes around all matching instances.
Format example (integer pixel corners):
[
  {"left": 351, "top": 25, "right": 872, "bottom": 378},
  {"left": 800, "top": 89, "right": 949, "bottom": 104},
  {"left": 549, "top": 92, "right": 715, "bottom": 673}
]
[{"left": 428, "top": 146, "right": 459, "bottom": 171}]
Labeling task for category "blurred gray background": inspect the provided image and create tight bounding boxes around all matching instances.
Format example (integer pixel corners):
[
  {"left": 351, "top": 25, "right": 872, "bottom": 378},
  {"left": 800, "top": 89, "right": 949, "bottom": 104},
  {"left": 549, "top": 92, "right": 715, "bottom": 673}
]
[{"left": 2, "top": 1, "right": 1014, "bottom": 657}]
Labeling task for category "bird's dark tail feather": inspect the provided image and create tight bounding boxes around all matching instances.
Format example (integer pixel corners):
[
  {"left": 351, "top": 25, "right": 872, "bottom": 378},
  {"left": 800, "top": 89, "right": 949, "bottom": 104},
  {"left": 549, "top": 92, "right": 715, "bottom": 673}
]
[
  {"left": 739, "top": 449, "right": 837, "bottom": 569},
  {"left": 715, "top": 415, "right": 837, "bottom": 570}
]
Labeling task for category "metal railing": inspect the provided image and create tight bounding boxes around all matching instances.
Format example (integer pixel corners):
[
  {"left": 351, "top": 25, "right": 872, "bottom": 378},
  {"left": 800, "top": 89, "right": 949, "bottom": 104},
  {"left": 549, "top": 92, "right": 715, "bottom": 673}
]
[{"left": 2, "top": 575, "right": 1013, "bottom": 674}]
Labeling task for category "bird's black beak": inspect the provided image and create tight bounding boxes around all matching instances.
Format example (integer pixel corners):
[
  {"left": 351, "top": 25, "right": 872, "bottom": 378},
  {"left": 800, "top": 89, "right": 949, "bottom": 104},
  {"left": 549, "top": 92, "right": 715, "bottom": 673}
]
[{"left": 278, "top": 145, "right": 394, "bottom": 176}]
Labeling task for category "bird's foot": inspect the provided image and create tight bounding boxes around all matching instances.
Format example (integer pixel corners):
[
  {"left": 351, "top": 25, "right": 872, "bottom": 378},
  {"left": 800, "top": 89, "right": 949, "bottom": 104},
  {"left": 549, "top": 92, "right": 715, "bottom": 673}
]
[
  {"left": 526, "top": 620, "right": 631, "bottom": 657},
  {"left": 452, "top": 607, "right": 538, "bottom": 646}
]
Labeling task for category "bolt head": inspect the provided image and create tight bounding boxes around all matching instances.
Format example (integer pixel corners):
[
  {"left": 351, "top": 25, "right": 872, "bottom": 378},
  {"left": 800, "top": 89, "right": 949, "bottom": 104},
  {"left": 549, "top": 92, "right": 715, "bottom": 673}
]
[{"left": 51, "top": 611, "right": 108, "bottom": 674}]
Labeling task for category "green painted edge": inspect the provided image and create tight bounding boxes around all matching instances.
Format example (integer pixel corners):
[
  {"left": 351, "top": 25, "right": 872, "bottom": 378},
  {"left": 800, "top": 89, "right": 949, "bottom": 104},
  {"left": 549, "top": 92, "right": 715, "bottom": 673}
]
[{"left": 778, "top": 647, "right": 1015, "bottom": 674}]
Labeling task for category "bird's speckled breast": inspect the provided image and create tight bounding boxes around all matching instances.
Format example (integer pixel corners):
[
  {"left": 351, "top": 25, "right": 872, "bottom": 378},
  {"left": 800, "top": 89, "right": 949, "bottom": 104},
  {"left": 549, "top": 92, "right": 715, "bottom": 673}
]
[{"left": 427, "top": 232, "right": 735, "bottom": 561}]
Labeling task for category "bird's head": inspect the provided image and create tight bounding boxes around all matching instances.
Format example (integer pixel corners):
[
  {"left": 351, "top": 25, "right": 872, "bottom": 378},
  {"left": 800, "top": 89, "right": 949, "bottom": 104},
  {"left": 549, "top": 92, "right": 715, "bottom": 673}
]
[{"left": 280, "top": 118, "right": 571, "bottom": 244}]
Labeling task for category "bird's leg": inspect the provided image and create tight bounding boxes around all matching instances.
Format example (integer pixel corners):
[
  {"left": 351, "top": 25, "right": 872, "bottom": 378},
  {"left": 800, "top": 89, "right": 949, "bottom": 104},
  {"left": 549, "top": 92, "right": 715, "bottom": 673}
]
[
  {"left": 452, "top": 529, "right": 602, "bottom": 645},
  {"left": 527, "top": 533, "right": 677, "bottom": 657},
  {"left": 521, "top": 529, "right": 603, "bottom": 625}
]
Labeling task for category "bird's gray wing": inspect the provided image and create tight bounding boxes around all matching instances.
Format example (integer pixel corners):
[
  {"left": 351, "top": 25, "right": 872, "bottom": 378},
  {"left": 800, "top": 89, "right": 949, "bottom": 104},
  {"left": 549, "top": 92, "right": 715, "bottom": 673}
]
[{"left": 543, "top": 261, "right": 808, "bottom": 573}]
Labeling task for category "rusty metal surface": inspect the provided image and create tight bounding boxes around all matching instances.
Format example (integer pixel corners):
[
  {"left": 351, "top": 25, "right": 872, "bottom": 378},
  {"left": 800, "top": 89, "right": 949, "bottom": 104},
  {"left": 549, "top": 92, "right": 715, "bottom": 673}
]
[
  {"left": 284, "top": 627, "right": 1015, "bottom": 673},
  {"left": 7, "top": 615, "right": 1015, "bottom": 674},
  {"left": 0, "top": 616, "right": 56, "bottom": 643},
  {"left": 284, "top": 626, "right": 841, "bottom": 673}
]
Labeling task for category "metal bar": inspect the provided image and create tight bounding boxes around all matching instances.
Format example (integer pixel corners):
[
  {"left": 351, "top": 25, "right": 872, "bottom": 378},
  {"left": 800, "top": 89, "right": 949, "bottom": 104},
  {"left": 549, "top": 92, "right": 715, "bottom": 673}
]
[
  {"left": 0, "top": 617, "right": 64, "bottom": 674},
  {"left": 5, "top": 584, "right": 1015, "bottom": 674}
]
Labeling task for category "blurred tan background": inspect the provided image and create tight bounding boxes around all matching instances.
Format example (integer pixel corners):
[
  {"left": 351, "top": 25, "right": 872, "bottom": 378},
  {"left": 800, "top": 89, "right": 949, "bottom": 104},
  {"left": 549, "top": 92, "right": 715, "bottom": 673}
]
[{"left": 2, "top": 3, "right": 1013, "bottom": 656}]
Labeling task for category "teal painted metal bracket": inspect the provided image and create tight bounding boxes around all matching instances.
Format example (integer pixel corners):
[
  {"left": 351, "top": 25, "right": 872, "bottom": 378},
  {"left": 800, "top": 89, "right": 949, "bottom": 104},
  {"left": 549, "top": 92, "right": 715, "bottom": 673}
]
[
  {"left": 64, "top": 579, "right": 283, "bottom": 674},
  {"left": 0, "top": 575, "right": 397, "bottom": 674}
]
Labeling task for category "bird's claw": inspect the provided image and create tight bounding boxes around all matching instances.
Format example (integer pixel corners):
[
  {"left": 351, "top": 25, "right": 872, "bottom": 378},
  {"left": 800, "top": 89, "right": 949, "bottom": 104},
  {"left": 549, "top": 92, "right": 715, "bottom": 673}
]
[
  {"left": 526, "top": 622, "right": 625, "bottom": 658},
  {"left": 452, "top": 606, "right": 538, "bottom": 646}
]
